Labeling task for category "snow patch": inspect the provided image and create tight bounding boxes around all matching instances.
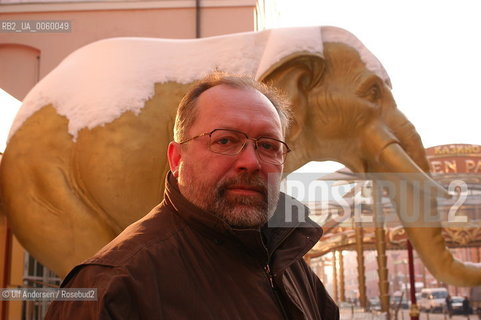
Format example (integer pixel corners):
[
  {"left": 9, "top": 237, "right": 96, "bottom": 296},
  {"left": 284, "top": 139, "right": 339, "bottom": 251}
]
[{"left": 322, "top": 26, "right": 391, "bottom": 88}]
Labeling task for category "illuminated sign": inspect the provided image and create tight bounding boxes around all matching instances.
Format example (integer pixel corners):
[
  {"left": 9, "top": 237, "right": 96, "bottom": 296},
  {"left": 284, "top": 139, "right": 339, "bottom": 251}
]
[{"left": 426, "top": 144, "right": 481, "bottom": 174}]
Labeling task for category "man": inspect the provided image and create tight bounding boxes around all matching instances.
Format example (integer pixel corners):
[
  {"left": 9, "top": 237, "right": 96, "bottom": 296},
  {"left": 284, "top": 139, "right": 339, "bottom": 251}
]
[{"left": 46, "top": 73, "right": 338, "bottom": 319}]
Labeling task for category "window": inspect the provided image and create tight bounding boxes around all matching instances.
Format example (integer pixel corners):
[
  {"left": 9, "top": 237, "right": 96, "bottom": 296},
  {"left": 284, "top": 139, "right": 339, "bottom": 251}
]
[{"left": 22, "top": 252, "right": 61, "bottom": 320}]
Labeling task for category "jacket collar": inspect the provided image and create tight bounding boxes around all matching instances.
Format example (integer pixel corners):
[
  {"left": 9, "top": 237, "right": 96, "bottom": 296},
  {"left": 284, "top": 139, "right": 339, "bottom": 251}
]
[
  {"left": 164, "top": 171, "right": 234, "bottom": 239},
  {"left": 164, "top": 172, "right": 323, "bottom": 272}
]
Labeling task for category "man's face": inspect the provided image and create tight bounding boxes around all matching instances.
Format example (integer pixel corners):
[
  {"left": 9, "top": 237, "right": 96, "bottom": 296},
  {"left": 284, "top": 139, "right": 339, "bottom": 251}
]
[{"left": 169, "top": 84, "right": 284, "bottom": 228}]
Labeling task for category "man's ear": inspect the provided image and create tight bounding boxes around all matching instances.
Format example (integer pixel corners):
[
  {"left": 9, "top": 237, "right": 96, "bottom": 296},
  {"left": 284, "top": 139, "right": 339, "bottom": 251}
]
[{"left": 167, "top": 141, "right": 182, "bottom": 177}]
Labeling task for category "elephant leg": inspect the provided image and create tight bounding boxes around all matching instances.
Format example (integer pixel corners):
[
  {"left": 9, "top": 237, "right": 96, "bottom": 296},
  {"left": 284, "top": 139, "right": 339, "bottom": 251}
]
[
  {"left": 71, "top": 82, "right": 184, "bottom": 229},
  {"left": 0, "top": 106, "right": 117, "bottom": 277}
]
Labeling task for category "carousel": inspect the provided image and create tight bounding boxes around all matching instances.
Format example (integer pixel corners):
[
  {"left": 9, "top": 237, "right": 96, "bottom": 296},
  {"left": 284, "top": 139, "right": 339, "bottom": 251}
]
[{"left": 305, "top": 144, "right": 481, "bottom": 317}]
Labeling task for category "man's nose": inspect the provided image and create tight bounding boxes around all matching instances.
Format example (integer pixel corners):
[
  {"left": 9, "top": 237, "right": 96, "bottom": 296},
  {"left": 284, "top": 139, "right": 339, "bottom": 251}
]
[{"left": 235, "top": 141, "right": 261, "bottom": 172}]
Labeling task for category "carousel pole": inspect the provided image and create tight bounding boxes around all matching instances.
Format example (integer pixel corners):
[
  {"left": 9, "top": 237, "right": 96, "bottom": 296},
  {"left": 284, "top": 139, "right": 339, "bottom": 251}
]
[
  {"left": 373, "top": 180, "right": 390, "bottom": 320},
  {"left": 333, "top": 251, "right": 339, "bottom": 303},
  {"left": 339, "top": 250, "right": 346, "bottom": 302},
  {"left": 355, "top": 224, "right": 367, "bottom": 309}
]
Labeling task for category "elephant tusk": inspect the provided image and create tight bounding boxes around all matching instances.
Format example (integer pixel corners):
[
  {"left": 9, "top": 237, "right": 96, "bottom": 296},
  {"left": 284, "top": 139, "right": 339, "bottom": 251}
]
[
  {"left": 362, "top": 122, "right": 449, "bottom": 198},
  {"left": 377, "top": 143, "right": 451, "bottom": 199}
]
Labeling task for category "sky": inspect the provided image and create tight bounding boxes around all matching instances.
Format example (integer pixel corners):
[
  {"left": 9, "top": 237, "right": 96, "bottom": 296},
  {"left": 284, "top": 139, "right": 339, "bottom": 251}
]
[{"left": 266, "top": 0, "right": 481, "bottom": 174}]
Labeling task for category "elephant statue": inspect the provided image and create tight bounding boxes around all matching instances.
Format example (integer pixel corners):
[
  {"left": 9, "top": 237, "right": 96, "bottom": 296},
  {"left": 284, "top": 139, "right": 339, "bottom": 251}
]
[{"left": 0, "top": 26, "right": 479, "bottom": 285}]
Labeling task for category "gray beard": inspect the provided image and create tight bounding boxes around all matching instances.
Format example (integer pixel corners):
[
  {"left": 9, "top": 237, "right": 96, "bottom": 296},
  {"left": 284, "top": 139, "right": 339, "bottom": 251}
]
[{"left": 179, "top": 170, "right": 279, "bottom": 228}]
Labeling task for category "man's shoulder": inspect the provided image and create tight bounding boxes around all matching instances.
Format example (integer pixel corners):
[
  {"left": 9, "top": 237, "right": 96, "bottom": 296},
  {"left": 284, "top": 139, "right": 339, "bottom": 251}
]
[
  {"left": 81, "top": 201, "right": 187, "bottom": 269},
  {"left": 61, "top": 262, "right": 123, "bottom": 289}
]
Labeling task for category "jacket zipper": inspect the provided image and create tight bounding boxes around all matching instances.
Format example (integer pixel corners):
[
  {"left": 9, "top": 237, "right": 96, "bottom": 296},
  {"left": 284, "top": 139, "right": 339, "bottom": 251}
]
[{"left": 264, "top": 264, "right": 290, "bottom": 320}]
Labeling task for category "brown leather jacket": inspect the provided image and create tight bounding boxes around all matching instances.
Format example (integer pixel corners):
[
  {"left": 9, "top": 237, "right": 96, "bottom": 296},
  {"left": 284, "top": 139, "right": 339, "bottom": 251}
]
[{"left": 46, "top": 173, "right": 339, "bottom": 319}]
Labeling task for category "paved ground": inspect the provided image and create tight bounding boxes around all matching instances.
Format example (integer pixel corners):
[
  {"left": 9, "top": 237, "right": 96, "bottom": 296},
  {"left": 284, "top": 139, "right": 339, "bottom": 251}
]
[{"left": 340, "top": 308, "right": 477, "bottom": 320}]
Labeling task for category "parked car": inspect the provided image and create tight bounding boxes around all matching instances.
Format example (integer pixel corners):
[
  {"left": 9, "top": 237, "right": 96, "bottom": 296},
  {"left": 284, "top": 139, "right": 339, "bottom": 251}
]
[
  {"left": 418, "top": 288, "right": 449, "bottom": 312},
  {"left": 448, "top": 296, "right": 466, "bottom": 315}
]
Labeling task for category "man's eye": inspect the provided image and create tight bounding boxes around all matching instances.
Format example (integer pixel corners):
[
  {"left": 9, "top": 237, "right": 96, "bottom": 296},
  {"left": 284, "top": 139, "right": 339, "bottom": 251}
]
[
  {"left": 259, "top": 141, "right": 279, "bottom": 151},
  {"left": 214, "top": 136, "right": 240, "bottom": 145},
  {"left": 217, "top": 138, "right": 231, "bottom": 145}
]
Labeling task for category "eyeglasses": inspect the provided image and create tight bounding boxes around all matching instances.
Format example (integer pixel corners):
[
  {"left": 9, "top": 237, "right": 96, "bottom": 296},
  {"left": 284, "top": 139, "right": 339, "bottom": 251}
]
[{"left": 178, "top": 128, "right": 291, "bottom": 165}]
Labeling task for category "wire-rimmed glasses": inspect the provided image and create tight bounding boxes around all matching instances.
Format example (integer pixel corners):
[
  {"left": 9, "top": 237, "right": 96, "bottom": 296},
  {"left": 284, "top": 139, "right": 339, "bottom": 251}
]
[{"left": 178, "top": 128, "right": 291, "bottom": 165}]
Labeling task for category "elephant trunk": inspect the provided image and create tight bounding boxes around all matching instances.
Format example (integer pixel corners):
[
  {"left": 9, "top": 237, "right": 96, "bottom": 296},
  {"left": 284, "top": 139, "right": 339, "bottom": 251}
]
[{"left": 374, "top": 141, "right": 481, "bottom": 286}]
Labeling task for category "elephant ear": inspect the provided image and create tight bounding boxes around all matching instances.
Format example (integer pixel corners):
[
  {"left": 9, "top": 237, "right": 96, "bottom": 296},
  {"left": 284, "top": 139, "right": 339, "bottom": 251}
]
[{"left": 259, "top": 53, "right": 325, "bottom": 141}]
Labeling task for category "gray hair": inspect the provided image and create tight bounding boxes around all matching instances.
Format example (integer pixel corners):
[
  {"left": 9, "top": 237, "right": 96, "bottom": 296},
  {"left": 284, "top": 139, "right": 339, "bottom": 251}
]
[{"left": 173, "top": 72, "right": 291, "bottom": 142}]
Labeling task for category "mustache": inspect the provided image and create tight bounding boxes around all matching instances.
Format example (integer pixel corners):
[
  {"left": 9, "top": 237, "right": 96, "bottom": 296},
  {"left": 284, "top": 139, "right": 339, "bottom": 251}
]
[{"left": 217, "top": 174, "right": 268, "bottom": 198}]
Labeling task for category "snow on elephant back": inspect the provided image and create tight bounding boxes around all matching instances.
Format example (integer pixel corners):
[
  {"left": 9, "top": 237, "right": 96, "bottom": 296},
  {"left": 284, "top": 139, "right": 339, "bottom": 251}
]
[{"left": 1, "top": 26, "right": 480, "bottom": 284}]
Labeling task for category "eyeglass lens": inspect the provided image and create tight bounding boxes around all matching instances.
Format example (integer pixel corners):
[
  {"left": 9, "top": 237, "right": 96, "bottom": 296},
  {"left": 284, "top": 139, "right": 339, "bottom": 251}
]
[{"left": 208, "top": 129, "right": 287, "bottom": 164}]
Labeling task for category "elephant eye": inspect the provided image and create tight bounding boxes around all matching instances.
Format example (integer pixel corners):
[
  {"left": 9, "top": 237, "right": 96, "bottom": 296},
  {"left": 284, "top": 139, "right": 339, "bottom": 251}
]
[
  {"left": 366, "top": 84, "right": 382, "bottom": 102},
  {"left": 357, "top": 76, "right": 383, "bottom": 103}
]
